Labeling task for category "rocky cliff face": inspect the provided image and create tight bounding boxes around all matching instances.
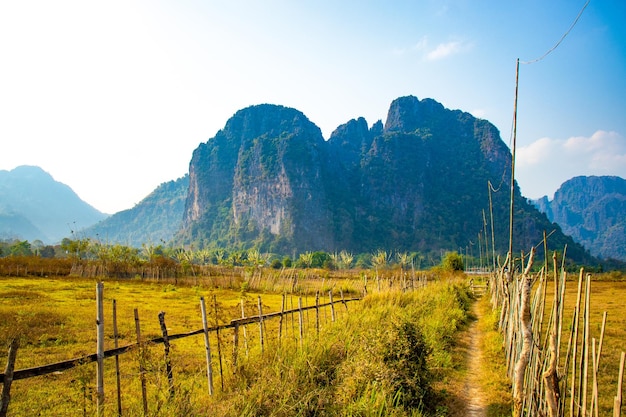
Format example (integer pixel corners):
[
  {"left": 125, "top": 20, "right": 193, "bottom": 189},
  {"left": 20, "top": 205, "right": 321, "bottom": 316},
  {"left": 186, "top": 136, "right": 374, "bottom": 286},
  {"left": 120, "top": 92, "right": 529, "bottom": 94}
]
[
  {"left": 182, "top": 104, "right": 335, "bottom": 251},
  {"left": 180, "top": 96, "right": 592, "bottom": 262},
  {"left": 533, "top": 176, "right": 626, "bottom": 261}
]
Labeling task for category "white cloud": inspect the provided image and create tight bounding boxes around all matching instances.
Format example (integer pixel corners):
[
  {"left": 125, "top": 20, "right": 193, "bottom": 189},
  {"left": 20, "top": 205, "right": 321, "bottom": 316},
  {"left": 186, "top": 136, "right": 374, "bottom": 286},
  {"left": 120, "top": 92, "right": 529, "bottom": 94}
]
[
  {"left": 516, "top": 130, "right": 626, "bottom": 198},
  {"left": 413, "top": 36, "right": 429, "bottom": 51},
  {"left": 392, "top": 36, "right": 471, "bottom": 61},
  {"left": 426, "top": 41, "right": 463, "bottom": 61}
]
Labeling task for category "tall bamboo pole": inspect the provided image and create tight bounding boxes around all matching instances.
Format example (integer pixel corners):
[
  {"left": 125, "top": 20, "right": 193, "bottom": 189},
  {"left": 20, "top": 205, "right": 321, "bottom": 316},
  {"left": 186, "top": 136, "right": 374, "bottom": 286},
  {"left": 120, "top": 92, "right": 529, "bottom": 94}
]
[{"left": 508, "top": 58, "right": 520, "bottom": 274}]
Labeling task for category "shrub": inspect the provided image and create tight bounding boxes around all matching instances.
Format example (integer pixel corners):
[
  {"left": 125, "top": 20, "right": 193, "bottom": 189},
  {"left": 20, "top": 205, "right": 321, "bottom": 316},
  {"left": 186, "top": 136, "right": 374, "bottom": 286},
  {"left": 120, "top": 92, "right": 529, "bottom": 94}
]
[{"left": 441, "top": 251, "right": 464, "bottom": 272}]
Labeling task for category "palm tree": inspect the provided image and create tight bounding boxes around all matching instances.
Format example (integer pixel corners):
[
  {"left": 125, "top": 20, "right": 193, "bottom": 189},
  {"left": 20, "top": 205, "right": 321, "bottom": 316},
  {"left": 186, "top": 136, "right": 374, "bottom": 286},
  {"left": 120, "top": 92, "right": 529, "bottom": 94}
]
[
  {"left": 298, "top": 251, "right": 314, "bottom": 268},
  {"left": 339, "top": 250, "right": 354, "bottom": 270}
]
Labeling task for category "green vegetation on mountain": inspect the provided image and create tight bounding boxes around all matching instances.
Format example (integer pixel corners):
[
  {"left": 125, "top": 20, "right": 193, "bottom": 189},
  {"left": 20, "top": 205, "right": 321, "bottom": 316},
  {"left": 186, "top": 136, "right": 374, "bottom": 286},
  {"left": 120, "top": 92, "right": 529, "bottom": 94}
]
[
  {"left": 533, "top": 175, "right": 626, "bottom": 262},
  {"left": 83, "top": 175, "right": 189, "bottom": 247},
  {"left": 177, "top": 96, "right": 593, "bottom": 264}
]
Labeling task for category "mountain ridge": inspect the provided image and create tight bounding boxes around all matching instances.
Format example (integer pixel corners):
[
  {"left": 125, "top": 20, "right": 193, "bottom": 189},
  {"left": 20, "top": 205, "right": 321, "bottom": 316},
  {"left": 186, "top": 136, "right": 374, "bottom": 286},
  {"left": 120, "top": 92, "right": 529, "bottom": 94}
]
[
  {"left": 532, "top": 175, "right": 626, "bottom": 261},
  {"left": 0, "top": 165, "right": 107, "bottom": 243},
  {"left": 177, "top": 96, "right": 593, "bottom": 264}
]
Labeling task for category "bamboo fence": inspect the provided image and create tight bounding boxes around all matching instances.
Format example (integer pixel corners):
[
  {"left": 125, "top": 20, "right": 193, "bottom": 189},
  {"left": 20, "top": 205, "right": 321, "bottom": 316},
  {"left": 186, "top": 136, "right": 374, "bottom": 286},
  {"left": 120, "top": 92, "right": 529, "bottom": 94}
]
[
  {"left": 491, "top": 243, "right": 625, "bottom": 417},
  {"left": 0, "top": 283, "right": 370, "bottom": 416}
]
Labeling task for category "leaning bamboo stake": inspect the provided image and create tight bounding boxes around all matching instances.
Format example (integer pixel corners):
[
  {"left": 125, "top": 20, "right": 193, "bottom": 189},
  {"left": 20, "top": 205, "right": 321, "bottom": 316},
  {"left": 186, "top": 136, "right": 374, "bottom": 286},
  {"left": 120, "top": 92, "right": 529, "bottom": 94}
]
[
  {"left": 134, "top": 309, "right": 148, "bottom": 416},
  {"left": 0, "top": 339, "right": 19, "bottom": 417},
  {"left": 543, "top": 253, "right": 560, "bottom": 417},
  {"left": 591, "top": 339, "right": 598, "bottom": 417},
  {"left": 199, "top": 297, "right": 214, "bottom": 396},
  {"left": 614, "top": 351, "right": 625, "bottom": 417},
  {"left": 580, "top": 274, "right": 591, "bottom": 416},
  {"left": 569, "top": 268, "right": 585, "bottom": 417},
  {"left": 514, "top": 246, "right": 535, "bottom": 417},
  {"left": 96, "top": 282, "right": 105, "bottom": 416},
  {"left": 590, "top": 312, "right": 608, "bottom": 417}
]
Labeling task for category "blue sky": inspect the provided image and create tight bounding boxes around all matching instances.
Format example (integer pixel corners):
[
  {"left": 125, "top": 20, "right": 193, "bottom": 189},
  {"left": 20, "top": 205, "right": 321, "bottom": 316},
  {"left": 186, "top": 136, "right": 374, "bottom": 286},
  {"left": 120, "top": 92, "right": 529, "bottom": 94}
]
[{"left": 1, "top": 0, "right": 624, "bottom": 215}]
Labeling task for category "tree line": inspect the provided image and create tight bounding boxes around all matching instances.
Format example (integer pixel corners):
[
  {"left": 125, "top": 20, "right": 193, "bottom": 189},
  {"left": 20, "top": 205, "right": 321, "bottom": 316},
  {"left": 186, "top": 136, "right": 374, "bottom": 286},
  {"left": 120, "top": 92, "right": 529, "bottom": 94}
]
[{"left": 0, "top": 238, "right": 470, "bottom": 279}]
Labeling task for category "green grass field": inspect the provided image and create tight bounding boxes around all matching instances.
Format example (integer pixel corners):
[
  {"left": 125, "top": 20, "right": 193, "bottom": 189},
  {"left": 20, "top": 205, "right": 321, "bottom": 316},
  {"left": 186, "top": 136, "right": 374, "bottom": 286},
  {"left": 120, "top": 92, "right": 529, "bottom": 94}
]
[
  {"left": 2, "top": 273, "right": 624, "bottom": 416},
  {"left": 0, "top": 274, "right": 471, "bottom": 416}
]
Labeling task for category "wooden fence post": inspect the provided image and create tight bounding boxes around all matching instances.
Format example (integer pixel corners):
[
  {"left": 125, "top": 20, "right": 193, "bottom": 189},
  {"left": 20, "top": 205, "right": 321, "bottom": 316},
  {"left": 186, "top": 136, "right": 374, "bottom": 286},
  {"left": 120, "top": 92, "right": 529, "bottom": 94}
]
[
  {"left": 298, "top": 297, "right": 304, "bottom": 349},
  {"left": 240, "top": 300, "right": 249, "bottom": 358},
  {"left": 315, "top": 292, "right": 320, "bottom": 336},
  {"left": 134, "top": 308, "right": 148, "bottom": 416},
  {"left": 96, "top": 282, "right": 105, "bottom": 416},
  {"left": 112, "top": 300, "right": 122, "bottom": 416},
  {"left": 340, "top": 289, "right": 348, "bottom": 311},
  {"left": 213, "top": 295, "right": 224, "bottom": 391},
  {"left": 278, "top": 294, "right": 285, "bottom": 342},
  {"left": 158, "top": 311, "right": 174, "bottom": 398},
  {"left": 199, "top": 297, "right": 214, "bottom": 396},
  {"left": 329, "top": 291, "right": 335, "bottom": 322},
  {"left": 232, "top": 324, "right": 239, "bottom": 370},
  {"left": 257, "top": 296, "right": 265, "bottom": 354},
  {"left": 0, "top": 339, "right": 19, "bottom": 417}
]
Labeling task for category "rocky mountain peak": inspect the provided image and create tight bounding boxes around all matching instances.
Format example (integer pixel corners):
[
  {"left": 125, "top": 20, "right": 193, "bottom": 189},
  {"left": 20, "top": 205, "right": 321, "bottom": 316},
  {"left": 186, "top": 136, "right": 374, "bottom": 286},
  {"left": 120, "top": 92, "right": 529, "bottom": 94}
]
[
  {"left": 383, "top": 95, "right": 446, "bottom": 133},
  {"left": 223, "top": 104, "right": 323, "bottom": 145}
]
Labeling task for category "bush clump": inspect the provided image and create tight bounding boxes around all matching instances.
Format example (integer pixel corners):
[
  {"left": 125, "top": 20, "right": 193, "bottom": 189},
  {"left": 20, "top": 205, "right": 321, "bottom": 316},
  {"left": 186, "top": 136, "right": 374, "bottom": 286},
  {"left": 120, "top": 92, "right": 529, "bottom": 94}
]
[{"left": 224, "top": 281, "right": 470, "bottom": 416}]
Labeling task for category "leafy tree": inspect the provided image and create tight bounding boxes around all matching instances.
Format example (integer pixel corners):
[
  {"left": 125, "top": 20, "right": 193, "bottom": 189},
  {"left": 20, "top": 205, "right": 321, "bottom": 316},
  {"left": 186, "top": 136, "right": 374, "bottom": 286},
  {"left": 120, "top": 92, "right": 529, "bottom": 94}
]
[
  {"left": 371, "top": 250, "right": 390, "bottom": 270},
  {"left": 297, "top": 251, "right": 314, "bottom": 268},
  {"left": 355, "top": 252, "right": 372, "bottom": 269},
  {"left": 441, "top": 251, "right": 464, "bottom": 272},
  {"left": 311, "top": 251, "right": 332, "bottom": 269},
  {"left": 40, "top": 245, "right": 56, "bottom": 258},
  {"left": 10, "top": 240, "right": 32, "bottom": 256},
  {"left": 31, "top": 239, "right": 45, "bottom": 256}
]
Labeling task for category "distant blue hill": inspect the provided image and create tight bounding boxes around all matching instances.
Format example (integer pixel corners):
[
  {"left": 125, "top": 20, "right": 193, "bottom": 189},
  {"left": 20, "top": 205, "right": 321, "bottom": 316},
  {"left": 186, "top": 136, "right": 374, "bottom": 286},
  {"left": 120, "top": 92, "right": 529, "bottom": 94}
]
[
  {"left": 532, "top": 176, "right": 626, "bottom": 262},
  {"left": 81, "top": 175, "right": 188, "bottom": 248},
  {"left": 0, "top": 165, "right": 107, "bottom": 243}
]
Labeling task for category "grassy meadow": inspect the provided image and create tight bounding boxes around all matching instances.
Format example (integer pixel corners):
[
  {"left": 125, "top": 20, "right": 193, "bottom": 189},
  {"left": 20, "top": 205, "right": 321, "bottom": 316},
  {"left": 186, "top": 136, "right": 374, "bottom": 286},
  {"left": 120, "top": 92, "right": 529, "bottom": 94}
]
[
  {"left": 2, "top": 270, "right": 624, "bottom": 416},
  {"left": 1, "top": 273, "right": 471, "bottom": 416}
]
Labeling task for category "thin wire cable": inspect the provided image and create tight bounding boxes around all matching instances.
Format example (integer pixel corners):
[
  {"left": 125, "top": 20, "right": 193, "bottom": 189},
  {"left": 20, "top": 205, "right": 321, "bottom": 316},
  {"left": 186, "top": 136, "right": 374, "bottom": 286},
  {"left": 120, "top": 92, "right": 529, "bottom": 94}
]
[{"left": 521, "top": 0, "right": 590, "bottom": 65}]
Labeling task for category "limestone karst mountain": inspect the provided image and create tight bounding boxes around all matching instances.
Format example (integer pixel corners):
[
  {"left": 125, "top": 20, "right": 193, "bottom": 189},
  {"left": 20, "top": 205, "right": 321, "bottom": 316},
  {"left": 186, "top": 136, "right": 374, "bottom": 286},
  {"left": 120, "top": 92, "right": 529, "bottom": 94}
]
[
  {"left": 533, "top": 176, "right": 626, "bottom": 262},
  {"left": 177, "top": 96, "right": 592, "bottom": 264}
]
